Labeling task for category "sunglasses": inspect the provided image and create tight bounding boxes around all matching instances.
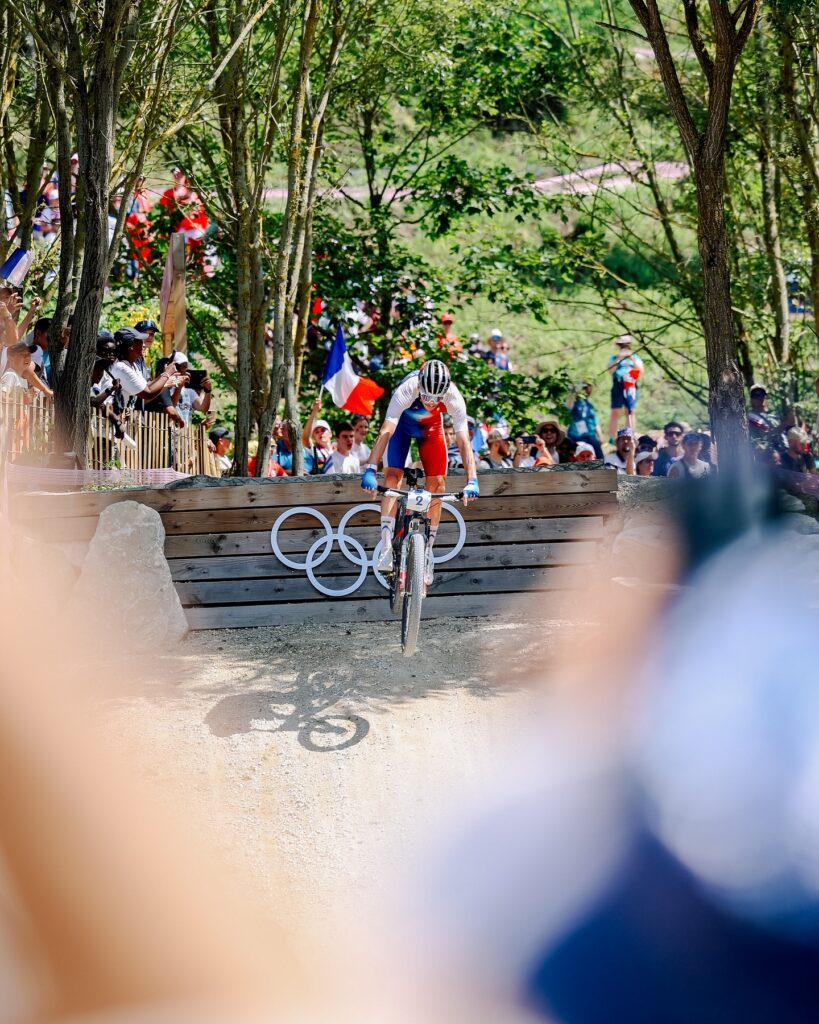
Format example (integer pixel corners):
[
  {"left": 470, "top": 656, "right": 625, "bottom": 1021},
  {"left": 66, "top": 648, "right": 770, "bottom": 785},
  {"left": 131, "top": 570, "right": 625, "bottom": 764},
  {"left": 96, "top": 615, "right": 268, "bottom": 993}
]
[
  {"left": 541, "top": 427, "right": 558, "bottom": 434},
  {"left": 665, "top": 431, "right": 682, "bottom": 437}
]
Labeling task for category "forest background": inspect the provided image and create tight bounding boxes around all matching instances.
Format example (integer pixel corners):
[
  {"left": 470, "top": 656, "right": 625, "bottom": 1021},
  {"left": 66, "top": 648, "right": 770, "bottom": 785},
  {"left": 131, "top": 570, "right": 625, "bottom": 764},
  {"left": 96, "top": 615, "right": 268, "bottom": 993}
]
[{"left": 1, "top": 0, "right": 816, "bottom": 471}]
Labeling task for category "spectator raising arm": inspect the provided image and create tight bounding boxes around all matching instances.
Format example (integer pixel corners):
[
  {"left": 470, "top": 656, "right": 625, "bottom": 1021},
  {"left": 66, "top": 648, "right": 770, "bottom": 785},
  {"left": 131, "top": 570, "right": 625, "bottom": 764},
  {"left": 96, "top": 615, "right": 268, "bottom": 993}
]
[
  {"left": 301, "top": 393, "right": 323, "bottom": 447},
  {"left": 16, "top": 296, "right": 42, "bottom": 340},
  {"left": 0, "top": 300, "right": 18, "bottom": 355},
  {"left": 120, "top": 364, "right": 185, "bottom": 402},
  {"left": 23, "top": 365, "right": 53, "bottom": 399}
]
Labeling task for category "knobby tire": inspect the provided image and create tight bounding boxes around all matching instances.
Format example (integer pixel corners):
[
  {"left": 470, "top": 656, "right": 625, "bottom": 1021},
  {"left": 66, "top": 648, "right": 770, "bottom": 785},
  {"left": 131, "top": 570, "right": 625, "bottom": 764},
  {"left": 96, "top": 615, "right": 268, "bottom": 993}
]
[{"left": 401, "top": 532, "right": 425, "bottom": 657}]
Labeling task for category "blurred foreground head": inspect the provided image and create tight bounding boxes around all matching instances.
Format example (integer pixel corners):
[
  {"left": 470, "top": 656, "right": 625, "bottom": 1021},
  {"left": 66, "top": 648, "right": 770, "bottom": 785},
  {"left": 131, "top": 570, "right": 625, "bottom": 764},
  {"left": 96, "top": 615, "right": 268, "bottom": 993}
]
[
  {"left": 0, "top": 514, "right": 305, "bottom": 1023},
  {"left": 419, "top": 471, "right": 819, "bottom": 1024}
]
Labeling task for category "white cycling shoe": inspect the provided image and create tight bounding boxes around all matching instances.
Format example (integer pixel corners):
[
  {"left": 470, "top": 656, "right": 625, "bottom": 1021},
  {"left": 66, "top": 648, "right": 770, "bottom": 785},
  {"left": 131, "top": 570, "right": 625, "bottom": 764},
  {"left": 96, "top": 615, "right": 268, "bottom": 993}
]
[
  {"left": 377, "top": 543, "right": 394, "bottom": 573},
  {"left": 424, "top": 546, "right": 434, "bottom": 587}
]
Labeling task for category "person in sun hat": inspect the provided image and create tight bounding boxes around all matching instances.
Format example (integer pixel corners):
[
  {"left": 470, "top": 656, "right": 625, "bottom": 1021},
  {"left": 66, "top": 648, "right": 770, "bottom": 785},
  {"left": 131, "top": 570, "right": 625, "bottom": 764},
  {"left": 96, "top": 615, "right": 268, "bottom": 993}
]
[{"left": 536, "top": 416, "right": 565, "bottom": 464}]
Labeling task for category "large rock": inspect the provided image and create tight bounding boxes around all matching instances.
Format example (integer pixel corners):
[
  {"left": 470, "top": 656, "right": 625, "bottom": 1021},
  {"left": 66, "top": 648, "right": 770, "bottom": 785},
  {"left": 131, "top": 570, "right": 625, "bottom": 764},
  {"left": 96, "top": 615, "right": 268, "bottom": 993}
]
[
  {"left": 73, "top": 501, "right": 188, "bottom": 647},
  {"left": 780, "top": 512, "right": 819, "bottom": 535}
]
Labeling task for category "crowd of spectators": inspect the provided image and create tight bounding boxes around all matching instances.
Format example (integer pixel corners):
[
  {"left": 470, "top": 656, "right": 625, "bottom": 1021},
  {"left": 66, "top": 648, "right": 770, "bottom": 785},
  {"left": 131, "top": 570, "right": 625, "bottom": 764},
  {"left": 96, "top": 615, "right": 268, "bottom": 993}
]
[
  {"left": 0, "top": 281, "right": 233, "bottom": 466},
  {"left": 3, "top": 269, "right": 819, "bottom": 484},
  {"left": 5, "top": 164, "right": 211, "bottom": 284}
]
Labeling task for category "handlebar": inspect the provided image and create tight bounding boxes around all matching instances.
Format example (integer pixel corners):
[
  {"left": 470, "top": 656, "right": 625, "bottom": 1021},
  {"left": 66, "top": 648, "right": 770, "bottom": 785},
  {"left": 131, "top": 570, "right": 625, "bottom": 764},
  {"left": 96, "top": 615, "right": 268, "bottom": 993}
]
[{"left": 376, "top": 485, "right": 464, "bottom": 501}]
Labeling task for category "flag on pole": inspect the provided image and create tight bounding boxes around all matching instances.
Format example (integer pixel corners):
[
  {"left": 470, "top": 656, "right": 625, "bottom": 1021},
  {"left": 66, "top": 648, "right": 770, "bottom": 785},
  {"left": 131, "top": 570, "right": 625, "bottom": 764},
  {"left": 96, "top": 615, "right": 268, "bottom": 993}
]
[
  {"left": 0, "top": 248, "right": 34, "bottom": 287},
  {"left": 322, "top": 325, "right": 384, "bottom": 416}
]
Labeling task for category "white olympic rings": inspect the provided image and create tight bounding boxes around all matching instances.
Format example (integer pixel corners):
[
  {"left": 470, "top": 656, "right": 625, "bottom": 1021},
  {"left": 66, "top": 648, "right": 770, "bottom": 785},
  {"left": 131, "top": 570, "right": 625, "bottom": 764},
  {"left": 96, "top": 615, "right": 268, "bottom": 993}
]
[{"left": 269, "top": 501, "right": 467, "bottom": 598}]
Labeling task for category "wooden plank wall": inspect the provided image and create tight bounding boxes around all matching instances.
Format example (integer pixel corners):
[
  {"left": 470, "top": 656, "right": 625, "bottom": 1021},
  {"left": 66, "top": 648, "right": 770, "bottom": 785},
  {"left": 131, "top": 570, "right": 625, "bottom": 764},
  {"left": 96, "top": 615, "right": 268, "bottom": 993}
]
[{"left": 13, "top": 469, "right": 619, "bottom": 629}]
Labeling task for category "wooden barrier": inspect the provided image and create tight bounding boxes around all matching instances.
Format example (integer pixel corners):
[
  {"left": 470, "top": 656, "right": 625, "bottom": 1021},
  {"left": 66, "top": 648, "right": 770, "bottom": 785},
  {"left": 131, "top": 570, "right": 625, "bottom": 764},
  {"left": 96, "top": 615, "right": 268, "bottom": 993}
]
[
  {"left": 0, "top": 394, "right": 220, "bottom": 476},
  {"left": 13, "top": 469, "right": 619, "bottom": 629}
]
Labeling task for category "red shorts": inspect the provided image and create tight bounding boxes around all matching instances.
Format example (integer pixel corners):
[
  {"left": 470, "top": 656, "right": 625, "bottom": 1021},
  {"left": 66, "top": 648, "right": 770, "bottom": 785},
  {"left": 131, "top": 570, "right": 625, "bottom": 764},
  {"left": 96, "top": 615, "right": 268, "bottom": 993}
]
[{"left": 386, "top": 421, "right": 448, "bottom": 476}]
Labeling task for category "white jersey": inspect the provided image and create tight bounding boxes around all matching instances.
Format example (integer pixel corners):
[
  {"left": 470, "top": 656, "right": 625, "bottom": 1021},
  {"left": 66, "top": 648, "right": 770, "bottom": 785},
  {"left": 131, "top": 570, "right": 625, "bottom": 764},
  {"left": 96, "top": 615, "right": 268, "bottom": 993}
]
[{"left": 384, "top": 370, "right": 469, "bottom": 434}]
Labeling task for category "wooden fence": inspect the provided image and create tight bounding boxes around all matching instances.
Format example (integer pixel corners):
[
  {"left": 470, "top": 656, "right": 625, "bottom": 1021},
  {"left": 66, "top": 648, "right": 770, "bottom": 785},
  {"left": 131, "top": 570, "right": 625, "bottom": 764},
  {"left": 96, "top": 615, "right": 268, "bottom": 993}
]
[
  {"left": 13, "top": 469, "right": 620, "bottom": 630},
  {"left": 0, "top": 393, "right": 220, "bottom": 475}
]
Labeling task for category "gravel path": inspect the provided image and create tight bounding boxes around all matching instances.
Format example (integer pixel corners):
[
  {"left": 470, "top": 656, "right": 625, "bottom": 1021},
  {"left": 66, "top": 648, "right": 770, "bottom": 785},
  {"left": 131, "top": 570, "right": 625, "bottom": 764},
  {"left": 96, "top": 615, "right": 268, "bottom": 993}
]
[{"left": 103, "top": 618, "right": 557, "bottom": 951}]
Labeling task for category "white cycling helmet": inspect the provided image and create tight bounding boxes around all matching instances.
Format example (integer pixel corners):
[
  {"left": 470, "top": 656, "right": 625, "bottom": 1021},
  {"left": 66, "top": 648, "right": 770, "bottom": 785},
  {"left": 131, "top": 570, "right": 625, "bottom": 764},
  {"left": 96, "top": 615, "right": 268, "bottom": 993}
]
[{"left": 418, "top": 359, "right": 451, "bottom": 401}]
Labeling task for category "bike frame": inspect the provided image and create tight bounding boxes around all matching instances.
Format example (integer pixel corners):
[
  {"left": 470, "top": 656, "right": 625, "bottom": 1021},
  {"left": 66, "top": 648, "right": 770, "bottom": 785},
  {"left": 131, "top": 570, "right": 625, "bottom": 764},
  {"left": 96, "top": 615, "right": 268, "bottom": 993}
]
[{"left": 375, "top": 483, "right": 463, "bottom": 597}]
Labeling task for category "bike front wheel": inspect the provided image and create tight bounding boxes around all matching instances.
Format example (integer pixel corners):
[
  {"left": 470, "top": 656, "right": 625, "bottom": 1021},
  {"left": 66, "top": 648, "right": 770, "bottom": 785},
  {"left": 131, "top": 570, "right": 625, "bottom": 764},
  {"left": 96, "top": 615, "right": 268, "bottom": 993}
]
[{"left": 401, "top": 532, "right": 425, "bottom": 657}]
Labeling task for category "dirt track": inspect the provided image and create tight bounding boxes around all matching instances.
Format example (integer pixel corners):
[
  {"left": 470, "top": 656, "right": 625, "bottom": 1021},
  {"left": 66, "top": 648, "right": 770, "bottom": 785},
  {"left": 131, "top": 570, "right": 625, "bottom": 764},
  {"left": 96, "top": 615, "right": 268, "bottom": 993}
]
[{"left": 104, "top": 618, "right": 556, "bottom": 949}]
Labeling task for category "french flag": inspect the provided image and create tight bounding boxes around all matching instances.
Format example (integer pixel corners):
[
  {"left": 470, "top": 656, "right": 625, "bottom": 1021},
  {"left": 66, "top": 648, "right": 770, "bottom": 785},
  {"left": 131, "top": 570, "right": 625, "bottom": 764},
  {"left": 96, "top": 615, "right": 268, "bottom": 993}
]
[
  {"left": 322, "top": 325, "right": 384, "bottom": 416},
  {"left": 0, "top": 248, "right": 34, "bottom": 286}
]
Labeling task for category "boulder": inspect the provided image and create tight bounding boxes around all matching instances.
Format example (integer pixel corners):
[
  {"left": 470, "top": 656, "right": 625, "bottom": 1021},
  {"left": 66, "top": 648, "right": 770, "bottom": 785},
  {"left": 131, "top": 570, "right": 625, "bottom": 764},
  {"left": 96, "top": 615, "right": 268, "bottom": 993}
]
[
  {"left": 779, "top": 512, "right": 819, "bottom": 535},
  {"left": 72, "top": 501, "right": 188, "bottom": 647}
]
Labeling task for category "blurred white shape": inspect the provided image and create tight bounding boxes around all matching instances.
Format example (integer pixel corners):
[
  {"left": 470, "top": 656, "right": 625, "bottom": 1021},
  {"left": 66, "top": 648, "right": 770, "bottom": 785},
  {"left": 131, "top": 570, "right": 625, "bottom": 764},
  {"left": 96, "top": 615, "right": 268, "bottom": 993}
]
[{"left": 632, "top": 529, "right": 819, "bottom": 933}]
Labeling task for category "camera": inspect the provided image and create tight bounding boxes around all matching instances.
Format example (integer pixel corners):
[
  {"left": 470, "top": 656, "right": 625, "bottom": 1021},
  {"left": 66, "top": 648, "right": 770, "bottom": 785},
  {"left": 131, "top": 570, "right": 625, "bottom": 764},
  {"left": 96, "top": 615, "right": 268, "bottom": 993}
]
[{"left": 520, "top": 434, "right": 536, "bottom": 444}]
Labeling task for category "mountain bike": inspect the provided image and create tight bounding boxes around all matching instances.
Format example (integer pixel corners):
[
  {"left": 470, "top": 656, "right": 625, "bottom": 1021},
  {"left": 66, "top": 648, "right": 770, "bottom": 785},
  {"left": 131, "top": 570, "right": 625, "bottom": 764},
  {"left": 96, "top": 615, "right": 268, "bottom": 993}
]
[{"left": 376, "top": 470, "right": 464, "bottom": 657}]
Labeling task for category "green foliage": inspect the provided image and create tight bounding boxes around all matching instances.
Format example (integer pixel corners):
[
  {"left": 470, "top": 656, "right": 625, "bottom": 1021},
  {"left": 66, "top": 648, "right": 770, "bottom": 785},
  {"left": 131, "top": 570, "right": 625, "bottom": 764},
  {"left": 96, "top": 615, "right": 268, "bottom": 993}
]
[{"left": 369, "top": 352, "right": 571, "bottom": 430}]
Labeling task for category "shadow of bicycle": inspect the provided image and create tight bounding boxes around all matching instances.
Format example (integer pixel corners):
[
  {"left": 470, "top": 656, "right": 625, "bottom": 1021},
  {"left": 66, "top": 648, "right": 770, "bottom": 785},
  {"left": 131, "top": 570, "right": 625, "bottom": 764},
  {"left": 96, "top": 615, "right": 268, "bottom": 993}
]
[{"left": 204, "top": 667, "right": 371, "bottom": 752}]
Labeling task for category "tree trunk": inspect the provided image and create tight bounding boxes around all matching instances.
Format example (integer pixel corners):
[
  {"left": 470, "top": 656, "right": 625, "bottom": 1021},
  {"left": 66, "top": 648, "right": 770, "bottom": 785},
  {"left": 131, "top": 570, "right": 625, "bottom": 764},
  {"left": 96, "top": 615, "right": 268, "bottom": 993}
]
[
  {"left": 52, "top": 0, "right": 138, "bottom": 462},
  {"left": 777, "top": 8, "right": 819, "bottom": 342},
  {"left": 760, "top": 145, "right": 790, "bottom": 363},
  {"left": 46, "top": 70, "right": 75, "bottom": 395},
  {"left": 695, "top": 161, "right": 749, "bottom": 466},
  {"left": 258, "top": 0, "right": 319, "bottom": 471},
  {"left": 233, "top": 217, "right": 253, "bottom": 475},
  {"left": 56, "top": 97, "right": 115, "bottom": 461}
]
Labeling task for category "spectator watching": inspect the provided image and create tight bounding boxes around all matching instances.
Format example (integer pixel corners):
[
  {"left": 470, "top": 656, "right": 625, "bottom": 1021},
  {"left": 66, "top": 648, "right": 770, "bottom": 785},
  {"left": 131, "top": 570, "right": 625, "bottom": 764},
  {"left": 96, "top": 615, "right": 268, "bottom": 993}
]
[
  {"left": 668, "top": 431, "right": 711, "bottom": 480},
  {"left": 148, "top": 350, "right": 212, "bottom": 426},
  {"left": 635, "top": 450, "right": 656, "bottom": 476},
  {"left": 209, "top": 426, "right": 233, "bottom": 474},
  {"left": 25, "top": 316, "right": 53, "bottom": 386},
  {"left": 748, "top": 384, "right": 776, "bottom": 444},
  {"left": 653, "top": 422, "right": 685, "bottom": 476},
  {"left": 351, "top": 414, "right": 371, "bottom": 462},
  {"left": 323, "top": 422, "right": 361, "bottom": 474},
  {"left": 780, "top": 428, "right": 814, "bottom": 474},
  {"left": 134, "top": 318, "right": 159, "bottom": 340},
  {"left": 0, "top": 341, "right": 33, "bottom": 394},
  {"left": 606, "top": 334, "right": 644, "bottom": 438},
  {"left": 110, "top": 327, "right": 184, "bottom": 408},
  {"left": 604, "top": 427, "right": 636, "bottom": 475},
  {"left": 90, "top": 357, "right": 121, "bottom": 408},
  {"left": 536, "top": 417, "right": 565, "bottom": 464},
  {"left": 479, "top": 429, "right": 514, "bottom": 470},
  {"left": 567, "top": 380, "right": 604, "bottom": 457},
  {"left": 513, "top": 430, "right": 552, "bottom": 468},
  {"left": 301, "top": 394, "right": 333, "bottom": 474},
  {"left": 573, "top": 441, "right": 597, "bottom": 463},
  {"left": 437, "top": 312, "right": 462, "bottom": 357},
  {"left": 445, "top": 419, "right": 462, "bottom": 469}
]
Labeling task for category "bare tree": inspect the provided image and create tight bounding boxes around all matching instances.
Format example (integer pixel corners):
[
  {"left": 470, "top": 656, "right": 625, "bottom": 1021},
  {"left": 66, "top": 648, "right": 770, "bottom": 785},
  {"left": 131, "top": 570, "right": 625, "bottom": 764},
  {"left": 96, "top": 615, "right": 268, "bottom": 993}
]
[{"left": 626, "top": 0, "right": 761, "bottom": 466}]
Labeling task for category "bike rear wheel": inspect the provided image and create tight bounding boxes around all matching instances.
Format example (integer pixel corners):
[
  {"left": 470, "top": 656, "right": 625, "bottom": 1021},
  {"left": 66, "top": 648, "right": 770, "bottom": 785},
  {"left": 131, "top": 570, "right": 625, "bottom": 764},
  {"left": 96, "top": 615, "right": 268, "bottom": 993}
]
[{"left": 401, "top": 532, "right": 425, "bottom": 657}]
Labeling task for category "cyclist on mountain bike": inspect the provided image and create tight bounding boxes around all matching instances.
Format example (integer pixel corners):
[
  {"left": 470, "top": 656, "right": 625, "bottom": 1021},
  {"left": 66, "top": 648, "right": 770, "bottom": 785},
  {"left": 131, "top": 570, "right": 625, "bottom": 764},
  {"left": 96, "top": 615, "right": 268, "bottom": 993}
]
[{"left": 361, "top": 359, "right": 479, "bottom": 585}]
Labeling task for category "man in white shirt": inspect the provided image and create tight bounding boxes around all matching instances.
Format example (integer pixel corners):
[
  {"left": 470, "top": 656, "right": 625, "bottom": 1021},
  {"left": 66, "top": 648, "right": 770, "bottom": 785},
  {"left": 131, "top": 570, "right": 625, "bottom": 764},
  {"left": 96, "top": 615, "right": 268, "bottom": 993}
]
[
  {"left": 0, "top": 342, "right": 32, "bottom": 394},
  {"left": 351, "top": 414, "right": 371, "bottom": 462},
  {"left": 604, "top": 427, "right": 636, "bottom": 475},
  {"left": 323, "top": 422, "right": 361, "bottom": 474}
]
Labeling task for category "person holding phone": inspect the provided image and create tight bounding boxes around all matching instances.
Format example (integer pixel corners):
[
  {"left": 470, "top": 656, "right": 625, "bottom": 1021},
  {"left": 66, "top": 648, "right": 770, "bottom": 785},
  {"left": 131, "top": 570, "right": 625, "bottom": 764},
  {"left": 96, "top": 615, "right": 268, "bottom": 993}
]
[
  {"left": 147, "top": 351, "right": 212, "bottom": 426},
  {"left": 170, "top": 351, "right": 212, "bottom": 426}
]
